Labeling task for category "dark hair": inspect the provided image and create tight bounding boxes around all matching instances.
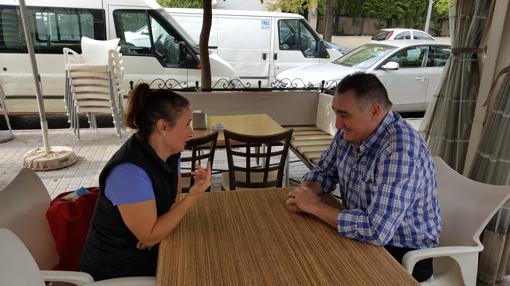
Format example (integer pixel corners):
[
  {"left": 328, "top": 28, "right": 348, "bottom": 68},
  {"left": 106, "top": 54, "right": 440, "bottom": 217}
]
[
  {"left": 335, "top": 72, "right": 392, "bottom": 110},
  {"left": 125, "top": 83, "right": 190, "bottom": 137}
]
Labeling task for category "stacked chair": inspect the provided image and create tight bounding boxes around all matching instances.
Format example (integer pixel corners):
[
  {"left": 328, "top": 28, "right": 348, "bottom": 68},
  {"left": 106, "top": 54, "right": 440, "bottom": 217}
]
[
  {"left": 64, "top": 37, "right": 125, "bottom": 139},
  {"left": 0, "top": 84, "right": 14, "bottom": 142}
]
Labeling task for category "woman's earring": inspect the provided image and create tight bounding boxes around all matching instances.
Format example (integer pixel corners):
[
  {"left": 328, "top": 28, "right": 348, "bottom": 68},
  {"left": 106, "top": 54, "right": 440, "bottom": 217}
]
[{"left": 163, "top": 132, "right": 166, "bottom": 137}]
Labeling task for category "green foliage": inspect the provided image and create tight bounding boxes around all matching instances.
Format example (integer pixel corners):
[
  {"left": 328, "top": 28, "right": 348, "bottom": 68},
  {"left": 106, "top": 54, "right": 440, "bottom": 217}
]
[{"left": 157, "top": 0, "right": 202, "bottom": 8}]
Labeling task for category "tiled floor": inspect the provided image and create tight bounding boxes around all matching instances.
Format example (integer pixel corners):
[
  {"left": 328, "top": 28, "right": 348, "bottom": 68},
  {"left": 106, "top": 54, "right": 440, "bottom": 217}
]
[
  {"left": 0, "top": 117, "right": 424, "bottom": 197},
  {"left": 0, "top": 128, "right": 310, "bottom": 198}
]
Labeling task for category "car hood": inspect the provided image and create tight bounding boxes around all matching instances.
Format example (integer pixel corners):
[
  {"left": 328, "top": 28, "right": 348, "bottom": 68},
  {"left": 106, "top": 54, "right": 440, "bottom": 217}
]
[{"left": 276, "top": 63, "right": 363, "bottom": 87}]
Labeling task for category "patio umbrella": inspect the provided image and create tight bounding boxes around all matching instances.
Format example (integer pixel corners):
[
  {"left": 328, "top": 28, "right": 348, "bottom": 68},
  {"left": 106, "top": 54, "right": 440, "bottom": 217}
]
[{"left": 18, "top": 0, "right": 77, "bottom": 170}]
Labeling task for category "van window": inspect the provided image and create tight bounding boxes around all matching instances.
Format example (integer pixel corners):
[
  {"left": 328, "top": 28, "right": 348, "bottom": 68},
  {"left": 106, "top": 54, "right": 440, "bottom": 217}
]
[
  {"left": 426, "top": 45, "right": 451, "bottom": 67},
  {"left": 114, "top": 10, "right": 192, "bottom": 67},
  {"left": 278, "top": 19, "right": 318, "bottom": 57},
  {"left": 0, "top": 6, "right": 105, "bottom": 53}
]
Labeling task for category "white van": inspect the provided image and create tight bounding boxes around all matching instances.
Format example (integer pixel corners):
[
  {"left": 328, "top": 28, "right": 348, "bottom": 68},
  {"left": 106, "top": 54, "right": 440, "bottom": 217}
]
[
  {"left": 0, "top": 0, "right": 237, "bottom": 111},
  {"left": 166, "top": 8, "right": 343, "bottom": 87}
]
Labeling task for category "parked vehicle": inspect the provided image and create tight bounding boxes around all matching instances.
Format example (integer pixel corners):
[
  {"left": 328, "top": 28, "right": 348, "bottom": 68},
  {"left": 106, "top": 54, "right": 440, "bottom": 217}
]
[
  {"left": 165, "top": 8, "right": 344, "bottom": 87},
  {"left": 0, "top": 0, "right": 238, "bottom": 108},
  {"left": 276, "top": 40, "right": 451, "bottom": 112},
  {"left": 372, "top": 28, "right": 435, "bottom": 41}
]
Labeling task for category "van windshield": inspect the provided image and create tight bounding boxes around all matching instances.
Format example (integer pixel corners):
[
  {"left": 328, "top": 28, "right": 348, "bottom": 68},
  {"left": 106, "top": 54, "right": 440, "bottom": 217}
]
[{"left": 155, "top": 9, "right": 198, "bottom": 51}]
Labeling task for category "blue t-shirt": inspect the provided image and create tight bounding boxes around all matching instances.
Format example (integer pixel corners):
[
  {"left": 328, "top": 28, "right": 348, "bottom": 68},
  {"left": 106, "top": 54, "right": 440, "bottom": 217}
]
[
  {"left": 105, "top": 160, "right": 182, "bottom": 206},
  {"left": 104, "top": 163, "right": 155, "bottom": 205}
]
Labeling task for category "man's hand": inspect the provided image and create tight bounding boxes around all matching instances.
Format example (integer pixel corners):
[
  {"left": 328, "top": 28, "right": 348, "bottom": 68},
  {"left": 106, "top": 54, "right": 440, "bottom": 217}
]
[{"left": 286, "top": 186, "right": 321, "bottom": 214}]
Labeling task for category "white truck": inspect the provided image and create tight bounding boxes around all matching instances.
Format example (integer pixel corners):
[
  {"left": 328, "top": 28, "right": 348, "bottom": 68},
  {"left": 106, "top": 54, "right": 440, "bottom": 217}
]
[
  {"left": 166, "top": 8, "right": 343, "bottom": 87},
  {"left": 0, "top": 0, "right": 238, "bottom": 112}
]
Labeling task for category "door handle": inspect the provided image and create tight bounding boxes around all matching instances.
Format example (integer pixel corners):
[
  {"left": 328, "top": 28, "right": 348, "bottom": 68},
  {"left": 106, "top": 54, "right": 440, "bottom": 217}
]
[
  {"left": 415, "top": 76, "right": 426, "bottom": 82},
  {"left": 273, "top": 53, "right": 278, "bottom": 60},
  {"left": 262, "top": 53, "right": 267, "bottom": 60}
]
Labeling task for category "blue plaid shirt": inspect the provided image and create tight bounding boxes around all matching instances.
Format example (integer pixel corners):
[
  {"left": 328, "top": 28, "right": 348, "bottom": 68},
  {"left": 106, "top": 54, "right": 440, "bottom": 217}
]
[{"left": 303, "top": 112, "right": 440, "bottom": 248}]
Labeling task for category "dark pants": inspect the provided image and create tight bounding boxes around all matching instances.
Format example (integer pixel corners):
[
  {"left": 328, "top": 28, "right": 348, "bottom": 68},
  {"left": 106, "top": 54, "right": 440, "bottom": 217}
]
[{"left": 384, "top": 245, "right": 433, "bottom": 282}]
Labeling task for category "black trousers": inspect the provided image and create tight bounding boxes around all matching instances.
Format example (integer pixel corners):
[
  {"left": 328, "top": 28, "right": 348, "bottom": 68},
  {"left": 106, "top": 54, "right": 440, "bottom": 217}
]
[{"left": 384, "top": 245, "right": 433, "bottom": 282}]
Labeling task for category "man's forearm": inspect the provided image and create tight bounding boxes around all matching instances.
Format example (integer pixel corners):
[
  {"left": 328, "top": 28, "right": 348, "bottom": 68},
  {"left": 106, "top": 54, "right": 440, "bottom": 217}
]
[
  {"left": 301, "top": 181, "right": 324, "bottom": 195},
  {"left": 309, "top": 202, "right": 340, "bottom": 229}
]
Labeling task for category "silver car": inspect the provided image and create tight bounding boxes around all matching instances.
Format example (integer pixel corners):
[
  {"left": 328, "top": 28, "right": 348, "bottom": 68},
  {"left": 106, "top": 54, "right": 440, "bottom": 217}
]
[{"left": 275, "top": 40, "right": 451, "bottom": 112}]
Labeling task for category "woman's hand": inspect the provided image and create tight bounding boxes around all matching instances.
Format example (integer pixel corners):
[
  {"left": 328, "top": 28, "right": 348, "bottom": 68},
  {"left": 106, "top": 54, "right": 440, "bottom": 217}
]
[
  {"left": 189, "top": 162, "right": 211, "bottom": 198},
  {"left": 136, "top": 240, "right": 156, "bottom": 250}
]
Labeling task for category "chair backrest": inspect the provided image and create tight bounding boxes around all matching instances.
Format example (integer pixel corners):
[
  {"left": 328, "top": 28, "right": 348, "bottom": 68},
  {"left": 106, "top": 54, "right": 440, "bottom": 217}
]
[
  {"left": 0, "top": 168, "right": 59, "bottom": 270},
  {"left": 0, "top": 228, "right": 46, "bottom": 286},
  {"left": 81, "top": 37, "right": 120, "bottom": 65},
  {"left": 180, "top": 131, "right": 218, "bottom": 192},
  {"left": 224, "top": 129, "right": 293, "bottom": 190},
  {"left": 315, "top": 93, "right": 336, "bottom": 136},
  {"left": 434, "top": 156, "right": 510, "bottom": 247}
]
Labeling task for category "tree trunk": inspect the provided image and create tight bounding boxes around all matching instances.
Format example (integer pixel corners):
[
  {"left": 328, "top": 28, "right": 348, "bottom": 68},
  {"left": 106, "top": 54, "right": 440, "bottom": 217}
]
[
  {"left": 200, "top": 0, "right": 212, "bottom": 90},
  {"left": 308, "top": 0, "right": 318, "bottom": 31},
  {"left": 322, "top": 0, "right": 337, "bottom": 41}
]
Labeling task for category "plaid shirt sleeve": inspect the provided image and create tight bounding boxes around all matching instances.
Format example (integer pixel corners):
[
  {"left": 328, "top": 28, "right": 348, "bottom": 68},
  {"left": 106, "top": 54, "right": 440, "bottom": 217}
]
[
  {"left": 301, "top": 134, "right": 340, "bottom": 193},
  {"left": 337, "top": 150, "right": 422, "bottom": 246}
]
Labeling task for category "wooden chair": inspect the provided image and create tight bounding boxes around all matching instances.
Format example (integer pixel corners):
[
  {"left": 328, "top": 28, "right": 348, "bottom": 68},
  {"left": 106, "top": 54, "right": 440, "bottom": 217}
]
[
  {"left": 222, "top": 129, "right": 293, "bottom": 191},
  {"left": 180, "top": 131, "right": 218, "bottom": 192}
]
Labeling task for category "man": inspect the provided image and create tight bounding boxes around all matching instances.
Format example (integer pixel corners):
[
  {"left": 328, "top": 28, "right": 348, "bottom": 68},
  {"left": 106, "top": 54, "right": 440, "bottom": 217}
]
[{"left": 286, "top": 72, "right": 440, "bottom": 282}]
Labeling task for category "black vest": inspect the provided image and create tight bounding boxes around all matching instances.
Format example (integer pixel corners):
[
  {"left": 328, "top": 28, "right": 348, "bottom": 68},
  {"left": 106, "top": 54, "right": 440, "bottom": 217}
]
[{"left": 80, "top": 134, "right": 179, "bottom": 280}]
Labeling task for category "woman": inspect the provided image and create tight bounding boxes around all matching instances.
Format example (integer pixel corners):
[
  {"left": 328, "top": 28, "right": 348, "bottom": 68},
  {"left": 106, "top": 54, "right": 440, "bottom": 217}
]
[{"left": 80, "top": 83, "right": 211, "bottom": 280}]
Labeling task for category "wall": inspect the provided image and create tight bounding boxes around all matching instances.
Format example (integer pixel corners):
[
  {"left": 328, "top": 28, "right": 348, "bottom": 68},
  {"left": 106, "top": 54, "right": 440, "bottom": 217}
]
[{"left": 178, "top": 90, "right": 320, "bottom": 126}]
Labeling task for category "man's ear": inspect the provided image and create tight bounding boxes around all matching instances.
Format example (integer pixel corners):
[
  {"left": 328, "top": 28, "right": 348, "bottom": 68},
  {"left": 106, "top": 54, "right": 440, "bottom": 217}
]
[{"left": 370, "top": 103, "right": 381, "bottom": 121}]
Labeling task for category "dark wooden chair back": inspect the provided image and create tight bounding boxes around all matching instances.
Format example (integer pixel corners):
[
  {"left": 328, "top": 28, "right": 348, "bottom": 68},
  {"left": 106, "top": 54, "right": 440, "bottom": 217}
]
[
  {"left": 224, "top": 129, "right": 293, "bottom": 191},
  {"left": 180, "top": 131, "right": 218, "bottom": 192}
]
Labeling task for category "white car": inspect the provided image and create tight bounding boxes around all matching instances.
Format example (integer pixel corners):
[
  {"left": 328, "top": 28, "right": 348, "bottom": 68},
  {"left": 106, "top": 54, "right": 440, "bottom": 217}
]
[
  {"left": 275, "top": 40, "right": 451, "bottom": 112},
  {"left": 372, "top": 28, "right": 435, "bottom": 41}
]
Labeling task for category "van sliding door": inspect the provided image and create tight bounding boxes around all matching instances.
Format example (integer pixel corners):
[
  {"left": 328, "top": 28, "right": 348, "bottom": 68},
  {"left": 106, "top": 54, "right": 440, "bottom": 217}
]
[{"left": 216, "top": 16, "right": 272, "bottom": 87}]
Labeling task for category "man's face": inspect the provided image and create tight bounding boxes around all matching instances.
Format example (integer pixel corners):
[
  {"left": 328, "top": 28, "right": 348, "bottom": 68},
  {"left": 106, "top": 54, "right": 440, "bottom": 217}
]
[{"left": 332, "top": 90, "right": 380, "bottom": 142}]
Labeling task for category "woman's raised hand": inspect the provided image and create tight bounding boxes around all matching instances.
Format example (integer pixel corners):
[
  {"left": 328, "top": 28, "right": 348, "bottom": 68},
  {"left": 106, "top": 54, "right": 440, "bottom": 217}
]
[{"left": 189, "top": 162, "right": 212, "bottom": 197}]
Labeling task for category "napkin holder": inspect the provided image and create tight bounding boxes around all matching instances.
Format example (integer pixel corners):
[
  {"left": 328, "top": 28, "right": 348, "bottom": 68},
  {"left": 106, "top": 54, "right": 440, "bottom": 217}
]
[{"left": 192, "top": 110, "right": 208, "bottom": 130}]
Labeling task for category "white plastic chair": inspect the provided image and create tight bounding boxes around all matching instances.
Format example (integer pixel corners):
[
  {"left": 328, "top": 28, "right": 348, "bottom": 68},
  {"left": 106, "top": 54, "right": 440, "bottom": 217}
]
[
  {"left": 0, "top": 83, "right": 14, "bottom": 142},
  {"left": 0, "top": 228, "right": 155, "bottom": 286},
  {"left": 0, "top": 168, "right": 59, "bottom": 270},
  {"left": 64, "top": 37, "right": 124, "bottom": 139},
  {"left": 402, "top": 157, "right": 510, "bottom": 286}
]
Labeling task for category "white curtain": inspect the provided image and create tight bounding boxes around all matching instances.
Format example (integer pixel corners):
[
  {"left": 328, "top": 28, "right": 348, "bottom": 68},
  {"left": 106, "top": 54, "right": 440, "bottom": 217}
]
[
  {"left": 470, "top": 69, "right": 510, "bottom": 285},
  {"left": 421, "top": 0, "right": 491, "bottom": 172}
]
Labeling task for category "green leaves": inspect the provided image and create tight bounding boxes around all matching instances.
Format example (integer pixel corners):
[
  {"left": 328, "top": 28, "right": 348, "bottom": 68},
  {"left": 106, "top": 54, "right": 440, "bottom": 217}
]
[{"left": 157, "top": 0, "right": 202, "bottom": 8}]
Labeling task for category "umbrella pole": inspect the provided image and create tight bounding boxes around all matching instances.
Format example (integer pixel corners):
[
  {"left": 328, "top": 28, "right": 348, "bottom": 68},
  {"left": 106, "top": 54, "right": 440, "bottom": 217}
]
[
  {"left": 19, "top": 0, "right": 50, "bottom": 153},
  {"left": 18, "top": 0, "right": 78, "bottom": 171}
]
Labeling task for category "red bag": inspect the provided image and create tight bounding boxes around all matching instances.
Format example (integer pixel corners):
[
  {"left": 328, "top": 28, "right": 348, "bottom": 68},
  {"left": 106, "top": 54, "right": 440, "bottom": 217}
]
[{"left": 46, "top": 187, "right": 99, "bottom": 271}]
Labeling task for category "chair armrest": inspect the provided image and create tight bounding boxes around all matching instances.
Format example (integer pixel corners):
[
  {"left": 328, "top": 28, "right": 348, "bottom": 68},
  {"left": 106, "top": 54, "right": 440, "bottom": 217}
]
[
  {"left": 63, "top": 47, "right": 84, "bottom": 65},
  {"left": 84, "top": 276, "right": 155, "bottom": 286},
  {"left": 41, "top": 270, "right": 94, "bottom": 285},
  {"left": 402, "top": 245, "right": 483, "bottom": 274}
]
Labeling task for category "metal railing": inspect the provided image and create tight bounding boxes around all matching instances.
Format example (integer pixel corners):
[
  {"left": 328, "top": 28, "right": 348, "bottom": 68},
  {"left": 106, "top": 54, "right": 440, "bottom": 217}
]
[{"left": 129, "top": 78, "right": 339, "bottom": 94}]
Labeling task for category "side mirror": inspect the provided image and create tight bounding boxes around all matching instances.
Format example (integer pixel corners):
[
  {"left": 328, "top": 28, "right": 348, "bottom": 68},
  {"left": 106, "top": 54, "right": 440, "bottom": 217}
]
[
  {"left": 381, "top": 61, "right": 399, "bottom": 70},
  {"left": 316, "top": 40, "right": 330, "bottom": 59}
]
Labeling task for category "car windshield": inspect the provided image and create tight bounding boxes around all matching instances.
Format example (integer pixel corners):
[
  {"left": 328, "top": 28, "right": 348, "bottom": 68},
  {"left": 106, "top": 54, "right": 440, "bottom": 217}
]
[
  {"left": 155, "top": 9, "right": 198, "bottom": 51},
  {"left": 333, "top": 44, "right": 396, "bottom": 69},
  {"left": 372, "top": 30, "right": 391, "bottom": 41}
]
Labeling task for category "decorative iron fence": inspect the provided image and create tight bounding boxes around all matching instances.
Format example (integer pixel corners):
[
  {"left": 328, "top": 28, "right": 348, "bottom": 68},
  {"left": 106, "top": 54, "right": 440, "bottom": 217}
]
[{"left": 128, "top": 78, "right": 339, "bottom": 94}]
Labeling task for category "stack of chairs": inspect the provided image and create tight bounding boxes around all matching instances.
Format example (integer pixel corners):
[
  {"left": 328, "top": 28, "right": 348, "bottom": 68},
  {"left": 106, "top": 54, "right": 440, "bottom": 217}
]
[
  {"left": 63, "top": 37, "right": 125, "bottom": 139},
  {"left": 0, "top": 84, "right": 14, "bottom": 142}
]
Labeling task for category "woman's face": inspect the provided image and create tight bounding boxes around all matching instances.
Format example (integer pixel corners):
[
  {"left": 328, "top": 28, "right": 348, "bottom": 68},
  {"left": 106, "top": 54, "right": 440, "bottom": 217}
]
[{"left": 165, "top": 106, "right": 193, "bottom": 153}]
